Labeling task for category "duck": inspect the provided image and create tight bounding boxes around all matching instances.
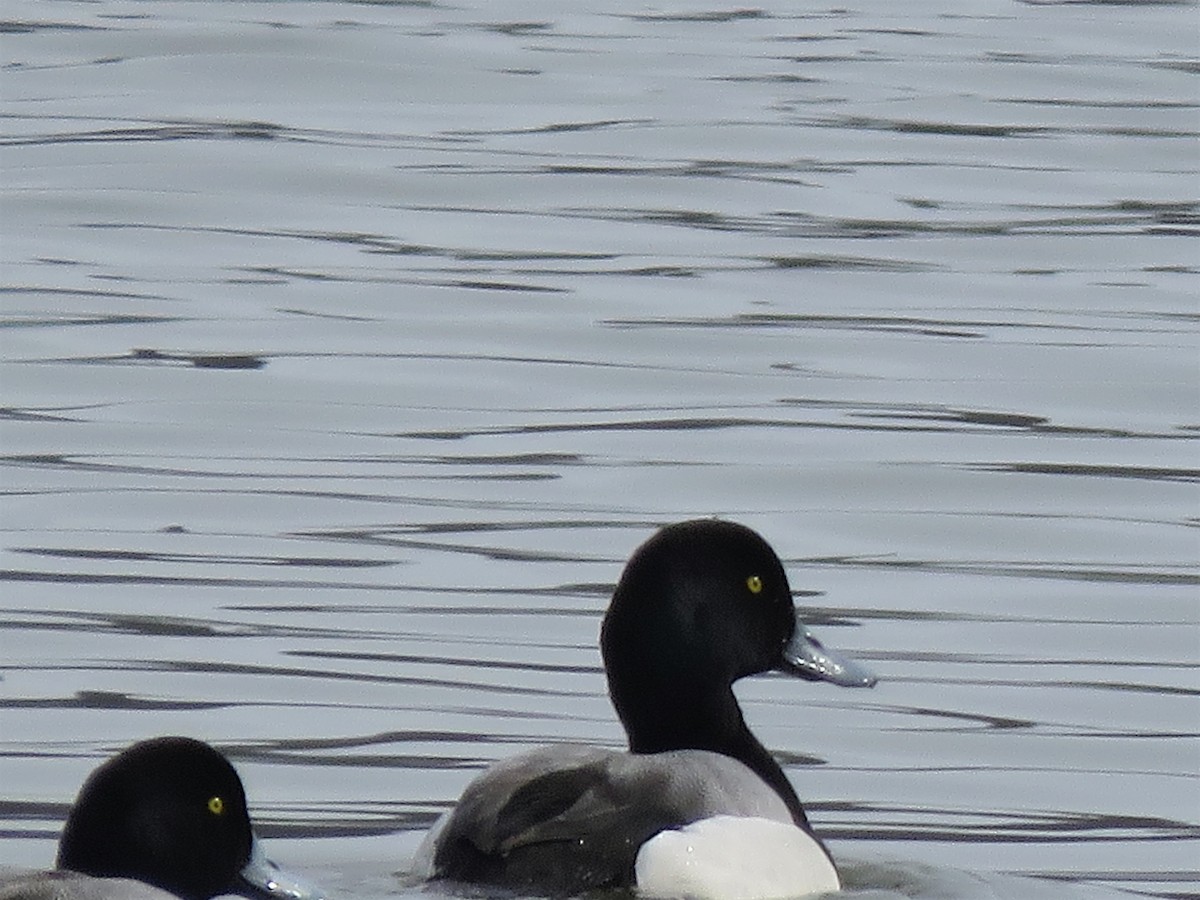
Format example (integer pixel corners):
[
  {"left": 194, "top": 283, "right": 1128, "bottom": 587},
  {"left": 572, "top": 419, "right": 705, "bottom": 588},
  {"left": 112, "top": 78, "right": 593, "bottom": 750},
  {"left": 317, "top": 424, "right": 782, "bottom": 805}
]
[
  {"left": 416, "top": 518, "right": 877, "bottom": 900},
  {"left": 0, "top": 736, "right": 324, "bottom": 900}
]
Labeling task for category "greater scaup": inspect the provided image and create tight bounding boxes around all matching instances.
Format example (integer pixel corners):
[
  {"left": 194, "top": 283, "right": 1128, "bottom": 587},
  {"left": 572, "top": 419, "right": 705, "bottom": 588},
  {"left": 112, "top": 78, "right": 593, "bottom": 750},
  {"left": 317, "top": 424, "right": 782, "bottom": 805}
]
[
  {"left": 416, "top": 519, "right": 876, "bottom": 899},
  {"left": 0, "top": 736, "right": 324, "bottom": 900}
]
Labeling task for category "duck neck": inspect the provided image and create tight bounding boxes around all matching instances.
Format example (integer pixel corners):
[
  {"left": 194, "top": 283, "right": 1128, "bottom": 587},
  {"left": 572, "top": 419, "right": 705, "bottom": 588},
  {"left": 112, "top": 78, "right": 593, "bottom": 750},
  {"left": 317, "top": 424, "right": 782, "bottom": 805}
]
[{"left": 615, "top": 680, "right": 809, "bottom": 828}]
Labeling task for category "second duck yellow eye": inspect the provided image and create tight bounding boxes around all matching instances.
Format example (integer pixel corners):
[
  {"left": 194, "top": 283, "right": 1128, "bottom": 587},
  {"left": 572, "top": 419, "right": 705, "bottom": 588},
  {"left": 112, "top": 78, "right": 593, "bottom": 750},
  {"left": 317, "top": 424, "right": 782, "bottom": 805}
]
[
  {"left": 207, "top": 796, "right": 225, "bottom": 816},
  {"left": 746, "top": 575, "right": 763, "bottom": 594}
]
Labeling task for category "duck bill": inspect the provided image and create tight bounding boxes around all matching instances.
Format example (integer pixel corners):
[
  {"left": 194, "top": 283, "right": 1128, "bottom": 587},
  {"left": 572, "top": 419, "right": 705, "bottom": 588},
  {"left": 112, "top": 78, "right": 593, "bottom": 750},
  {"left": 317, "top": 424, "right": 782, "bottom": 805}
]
[
  {"left": 238, "top": 838, "right": 326, "bottom": 900},
  {"left": 780, "top": 615, "right": 877, "bottom": 687}
]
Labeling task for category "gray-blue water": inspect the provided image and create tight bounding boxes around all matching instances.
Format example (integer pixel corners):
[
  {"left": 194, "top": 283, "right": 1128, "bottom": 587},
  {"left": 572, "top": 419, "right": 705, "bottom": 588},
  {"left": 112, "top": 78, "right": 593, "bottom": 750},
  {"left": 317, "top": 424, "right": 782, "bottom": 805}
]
[{"left": 1, "top": 1, "right": 1197, "bottom": 898}]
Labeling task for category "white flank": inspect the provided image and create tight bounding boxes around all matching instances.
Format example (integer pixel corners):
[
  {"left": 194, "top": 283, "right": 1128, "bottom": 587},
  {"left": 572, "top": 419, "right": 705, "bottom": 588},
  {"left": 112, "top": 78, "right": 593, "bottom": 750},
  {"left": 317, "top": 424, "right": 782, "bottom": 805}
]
[{"left": 634, "top": 815, "right": 839, "bottom": 900}]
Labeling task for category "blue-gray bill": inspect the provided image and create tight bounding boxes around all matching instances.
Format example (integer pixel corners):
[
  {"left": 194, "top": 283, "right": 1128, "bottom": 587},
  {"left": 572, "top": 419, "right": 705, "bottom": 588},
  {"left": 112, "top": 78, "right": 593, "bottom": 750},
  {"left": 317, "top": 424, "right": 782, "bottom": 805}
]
[
  {"left": 239, "top": 841, "right": 326, "bottom": 900},
  {"left": 781, "top": 617, "right": 878, "bottom": 687}
]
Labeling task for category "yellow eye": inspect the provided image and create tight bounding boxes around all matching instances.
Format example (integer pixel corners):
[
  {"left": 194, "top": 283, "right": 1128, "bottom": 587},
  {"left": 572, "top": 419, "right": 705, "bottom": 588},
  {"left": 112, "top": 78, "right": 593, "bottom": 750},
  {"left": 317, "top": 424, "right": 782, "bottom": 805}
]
[
  {"left": 207, "top": 796, "right": 225, "bottom": 816},
  {"left": 746, "top": 575, "right": 763, "bottom": 595}
]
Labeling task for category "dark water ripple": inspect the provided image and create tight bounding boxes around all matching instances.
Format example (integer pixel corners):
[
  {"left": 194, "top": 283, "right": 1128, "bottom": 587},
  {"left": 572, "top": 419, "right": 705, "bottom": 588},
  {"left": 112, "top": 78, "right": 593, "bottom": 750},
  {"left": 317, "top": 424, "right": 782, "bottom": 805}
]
[{"left": 0, "top": 119, "right": 453, "bottom": 149}]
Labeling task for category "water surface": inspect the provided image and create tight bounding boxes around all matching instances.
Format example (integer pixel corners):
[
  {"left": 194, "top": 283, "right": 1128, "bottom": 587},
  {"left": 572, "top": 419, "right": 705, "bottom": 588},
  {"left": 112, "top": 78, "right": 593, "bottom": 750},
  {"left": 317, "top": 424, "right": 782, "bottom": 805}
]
[{"left": 1, "top": 1, "right": 1197, "bottom": 898}]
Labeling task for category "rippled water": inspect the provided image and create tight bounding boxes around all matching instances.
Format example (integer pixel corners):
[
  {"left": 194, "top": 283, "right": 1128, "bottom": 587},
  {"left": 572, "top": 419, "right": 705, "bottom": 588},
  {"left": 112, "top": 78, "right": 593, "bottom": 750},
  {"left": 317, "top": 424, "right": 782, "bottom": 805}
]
[{"left": 1, "top": 1, "right": 1197, "bottom": 898}]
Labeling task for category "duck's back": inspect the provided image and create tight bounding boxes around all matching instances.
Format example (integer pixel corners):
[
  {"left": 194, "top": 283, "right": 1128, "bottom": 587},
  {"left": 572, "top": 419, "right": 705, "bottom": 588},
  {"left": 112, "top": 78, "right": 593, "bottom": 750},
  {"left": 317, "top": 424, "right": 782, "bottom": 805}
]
[
  {"left": 420, "top": 744, "right": 797, "bottom": 894},
  {"left": 0, "top": 870, "right": 177, "bottom": 900}
]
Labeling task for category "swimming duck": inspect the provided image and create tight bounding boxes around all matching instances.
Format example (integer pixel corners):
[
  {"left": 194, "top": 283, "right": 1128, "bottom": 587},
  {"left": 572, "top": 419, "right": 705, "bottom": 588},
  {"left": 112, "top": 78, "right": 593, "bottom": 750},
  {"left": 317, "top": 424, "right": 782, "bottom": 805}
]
[
  {"left": 0, "top": 736, "right": 323, "bottom": 900},
  {"left": 417, "top": 518, "right": 877, "bottom": 900}
]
